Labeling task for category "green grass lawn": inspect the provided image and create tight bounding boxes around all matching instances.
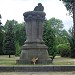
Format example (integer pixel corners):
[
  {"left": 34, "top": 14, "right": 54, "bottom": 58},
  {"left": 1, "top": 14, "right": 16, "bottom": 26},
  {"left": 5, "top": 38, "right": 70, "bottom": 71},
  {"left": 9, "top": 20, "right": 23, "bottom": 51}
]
[
  {"left": 0, "top": 55, "right": 17, "bottom": 65},
  {"left": 0, "top": 55, "right": 74, "bottom": 65},
  {"left": 53, "top": 56, "right": 75, "bottom": 65}
]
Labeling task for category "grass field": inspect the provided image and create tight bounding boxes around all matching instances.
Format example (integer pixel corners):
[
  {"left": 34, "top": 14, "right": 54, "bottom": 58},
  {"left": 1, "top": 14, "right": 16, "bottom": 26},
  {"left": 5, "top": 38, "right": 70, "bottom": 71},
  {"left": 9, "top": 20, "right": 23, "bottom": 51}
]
[
  {"left": 53, "top": 56, "right": 75, "bottom": 65},
  {"left": 0, "top": 55, "right": 16, "bottom": 65},
  {"left": 0, "top": 55, "right": 74, "bottom": 65}
]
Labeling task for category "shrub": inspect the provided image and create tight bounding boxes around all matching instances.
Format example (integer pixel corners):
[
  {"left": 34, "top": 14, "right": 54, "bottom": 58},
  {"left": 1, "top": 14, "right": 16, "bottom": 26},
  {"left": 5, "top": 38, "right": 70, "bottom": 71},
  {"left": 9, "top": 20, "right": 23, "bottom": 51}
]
[
  {"left": 15, "top": 41, "right": 21, "bottom": 56},
  {"left": 57, "top": 43, "right": 71, "bottom": 57}
]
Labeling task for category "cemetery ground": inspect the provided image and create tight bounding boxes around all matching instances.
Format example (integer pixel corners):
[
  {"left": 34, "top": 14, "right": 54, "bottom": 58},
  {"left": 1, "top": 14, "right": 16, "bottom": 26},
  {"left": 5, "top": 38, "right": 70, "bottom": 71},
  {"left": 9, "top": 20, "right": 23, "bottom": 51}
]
[{"left": 0, "top": 55, "right": 75, "bottom": 75}]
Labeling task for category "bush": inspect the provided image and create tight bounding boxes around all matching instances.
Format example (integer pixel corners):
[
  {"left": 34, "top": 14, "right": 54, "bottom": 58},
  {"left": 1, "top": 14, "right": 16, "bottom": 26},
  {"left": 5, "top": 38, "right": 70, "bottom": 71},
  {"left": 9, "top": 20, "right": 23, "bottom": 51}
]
[
  {"left": 15, "top": 41, "right": 21, "bottom": 56},
  {"left": 57, "top": 43, "right": 71, "bottom": 57}
]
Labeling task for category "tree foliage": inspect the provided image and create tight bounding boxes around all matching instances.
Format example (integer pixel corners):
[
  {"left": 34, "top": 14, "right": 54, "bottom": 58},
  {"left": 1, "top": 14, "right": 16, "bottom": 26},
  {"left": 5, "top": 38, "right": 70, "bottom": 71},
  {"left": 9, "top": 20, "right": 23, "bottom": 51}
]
[
  {"left": 4, "top": 20, "right": 26, "bottom": 46},
  {"left": 14, "top": 22, "right": 26, "bottom": 46},
  {"left": 4, "top": 20, "right": 26, "bottom": 56},
  {"left": 68, "top": 28, "right": 75, "bottom": 58},
  {"left": 43, "top": 18, "right": 69, "bottom": 59},
  {"left": 60, "top": 0, "right": 75, "bottom": 58},
  {"left": 3, "top": 22, "right": 15, "bottom": 58},
  {"left": 57, "top": 43, "right": 71, "bottom": 57},
  {"left": 43, "top": 20, "right": 56, "bottom": 61},
  {"left": 47, "top": 18, "right": 69, "bottom": 45},
  {"left": 0, "top": 24, "right": 4, "bottom": 54},
  {"left": 60, "top": 0, "right": 73, "bottom": 15}
]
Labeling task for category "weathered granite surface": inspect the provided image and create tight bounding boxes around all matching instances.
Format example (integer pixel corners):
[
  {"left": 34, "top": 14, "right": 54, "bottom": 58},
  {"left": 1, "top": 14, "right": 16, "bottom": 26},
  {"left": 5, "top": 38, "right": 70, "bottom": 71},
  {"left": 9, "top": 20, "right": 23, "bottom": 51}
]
[
  {"left": 17, "top": 3, "right": 51, "bottom": 64},
  {"left": 0, "top": 66, "right": 75, "bottom": 72}
]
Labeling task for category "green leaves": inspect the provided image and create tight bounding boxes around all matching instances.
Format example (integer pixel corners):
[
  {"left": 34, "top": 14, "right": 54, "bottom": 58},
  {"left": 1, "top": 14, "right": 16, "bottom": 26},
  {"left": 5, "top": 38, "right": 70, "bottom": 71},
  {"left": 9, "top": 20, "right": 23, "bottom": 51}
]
[
  {"left": 3, "top": 20, "right": 26, "bottom": 56},
  {"left": 48, "top": 18, "right": 68, "bottom": 45},
  {"left": 60, "top": 0, "right": 73, "bottom": 15},
  {"left": 4, "top": 20, "right": 26, "bottom": 46},
  {"left": 43, "top": 18, "right": 69, "bottom": 60},
  {"left": 0, "top": 16, "right": 4, "bottom": 54},
  {"left": 68, "top": 35, "right": 75, "bottom": 58},
  {"left": 3, "top": 21, "right": 15, "bottom": 56},
  {"left": 43, "top": 19, "right": 56, "bottom": 60},
  {"left": 57, "top": 43, "right": 71, "bottom": 57}
]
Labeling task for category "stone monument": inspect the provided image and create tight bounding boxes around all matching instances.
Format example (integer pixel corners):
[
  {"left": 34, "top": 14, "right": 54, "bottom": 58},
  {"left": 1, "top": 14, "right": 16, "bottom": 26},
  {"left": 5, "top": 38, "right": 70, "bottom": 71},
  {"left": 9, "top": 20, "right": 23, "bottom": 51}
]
[{"left": 17, "top": 3, "right": 52, "bottom": 64}]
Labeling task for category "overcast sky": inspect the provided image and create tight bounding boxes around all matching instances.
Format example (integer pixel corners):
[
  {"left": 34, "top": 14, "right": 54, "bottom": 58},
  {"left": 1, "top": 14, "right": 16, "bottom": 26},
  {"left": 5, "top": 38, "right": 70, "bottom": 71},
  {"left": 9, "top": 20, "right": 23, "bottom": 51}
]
[{"left": 0, "top": 0, "right": 73, "bottom": 30}]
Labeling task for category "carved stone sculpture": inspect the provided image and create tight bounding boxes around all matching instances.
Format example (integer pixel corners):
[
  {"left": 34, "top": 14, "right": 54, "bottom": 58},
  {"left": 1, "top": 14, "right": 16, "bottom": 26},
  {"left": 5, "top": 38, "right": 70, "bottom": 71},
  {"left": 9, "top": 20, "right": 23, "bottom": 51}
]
[
  {"left": 34, "top": 3, "right": 44, "bottom": 11},
  {"left": 17, "top": 3, "right": 52, "bottom": 64}
]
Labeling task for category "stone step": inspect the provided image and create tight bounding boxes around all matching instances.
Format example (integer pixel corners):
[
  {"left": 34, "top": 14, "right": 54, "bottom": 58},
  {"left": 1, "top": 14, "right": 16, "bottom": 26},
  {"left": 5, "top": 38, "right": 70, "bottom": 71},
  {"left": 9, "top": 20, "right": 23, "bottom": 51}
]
[{"left": 0, "top": 65, "right": 74, "bottom": 72}]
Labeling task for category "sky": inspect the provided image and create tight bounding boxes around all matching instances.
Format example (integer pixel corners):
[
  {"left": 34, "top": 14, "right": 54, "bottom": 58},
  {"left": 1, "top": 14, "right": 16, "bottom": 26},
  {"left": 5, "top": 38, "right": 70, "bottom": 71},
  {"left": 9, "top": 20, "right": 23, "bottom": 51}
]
[{"left": 0, "top": 0, "right": 73, "bottom": 30}]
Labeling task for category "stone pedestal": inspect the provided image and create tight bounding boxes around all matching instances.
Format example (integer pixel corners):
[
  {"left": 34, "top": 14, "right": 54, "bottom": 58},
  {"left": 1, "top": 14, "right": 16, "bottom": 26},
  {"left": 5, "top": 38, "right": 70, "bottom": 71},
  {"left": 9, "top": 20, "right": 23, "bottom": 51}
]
[{"left": 17, "top": 11, "right": 52, "bottom": 64}]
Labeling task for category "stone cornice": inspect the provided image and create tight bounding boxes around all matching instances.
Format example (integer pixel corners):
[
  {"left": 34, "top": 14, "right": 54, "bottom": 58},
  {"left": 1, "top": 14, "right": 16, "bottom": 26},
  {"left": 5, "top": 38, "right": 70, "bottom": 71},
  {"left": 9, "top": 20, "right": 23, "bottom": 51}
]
[{"left": 23, "top": 11, "right": 46, "bottom": 21}]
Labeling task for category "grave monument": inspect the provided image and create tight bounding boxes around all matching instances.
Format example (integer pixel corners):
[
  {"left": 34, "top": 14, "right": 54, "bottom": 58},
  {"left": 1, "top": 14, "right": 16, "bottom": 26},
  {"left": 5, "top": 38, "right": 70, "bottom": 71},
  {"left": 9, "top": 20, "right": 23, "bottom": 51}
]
[{"left": 17, "top": 3, "right": 52, "bottom": 64}]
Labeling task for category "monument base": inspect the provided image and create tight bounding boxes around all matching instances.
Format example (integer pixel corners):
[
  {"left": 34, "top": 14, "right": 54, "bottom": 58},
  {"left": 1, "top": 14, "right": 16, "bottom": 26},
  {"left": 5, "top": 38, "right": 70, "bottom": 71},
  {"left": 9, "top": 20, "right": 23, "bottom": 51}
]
[
  {"left": 16, "top": 42, "right": 52, "bottom": 64},
  {"left": 17, "top": 59, "right": 52, "bottom": 64}
]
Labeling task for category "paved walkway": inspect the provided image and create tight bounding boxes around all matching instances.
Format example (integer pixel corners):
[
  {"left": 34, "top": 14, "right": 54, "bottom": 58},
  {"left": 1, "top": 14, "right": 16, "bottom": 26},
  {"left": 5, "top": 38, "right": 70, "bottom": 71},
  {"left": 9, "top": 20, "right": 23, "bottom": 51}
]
[{"left": 0, "top": 72, "right": 75, "bottom": 75}]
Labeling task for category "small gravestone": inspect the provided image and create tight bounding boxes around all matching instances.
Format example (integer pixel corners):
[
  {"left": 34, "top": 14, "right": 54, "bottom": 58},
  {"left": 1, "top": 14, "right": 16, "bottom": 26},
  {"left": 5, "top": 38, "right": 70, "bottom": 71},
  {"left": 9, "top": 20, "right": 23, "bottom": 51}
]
[{"left": 17, "top": 3, "right": 52, "bottom": 64}]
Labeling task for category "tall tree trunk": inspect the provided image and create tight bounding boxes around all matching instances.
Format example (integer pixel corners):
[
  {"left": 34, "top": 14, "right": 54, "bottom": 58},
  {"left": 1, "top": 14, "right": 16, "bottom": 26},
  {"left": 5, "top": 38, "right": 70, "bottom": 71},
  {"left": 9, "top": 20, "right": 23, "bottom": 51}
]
[{"left": 73, "top": 0, "right": 75, "bottom": 37}]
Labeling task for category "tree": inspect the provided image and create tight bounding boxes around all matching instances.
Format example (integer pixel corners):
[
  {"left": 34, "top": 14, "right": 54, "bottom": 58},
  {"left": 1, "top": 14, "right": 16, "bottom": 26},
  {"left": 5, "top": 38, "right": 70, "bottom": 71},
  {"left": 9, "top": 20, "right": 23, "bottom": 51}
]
[
  {"left": 68, "top": 27, "right": 75, "bottom": 58},
  {"left": 60, "top": 0, "right": 75, "bottom": 37},
  {"left": 14, "top": 22, "right": 26, "bottom": 46},
  {"left": 43, "top": 20, "right": 56, "bottom": 61},
  {"left": 43, "top": 18, "right": 69, "bottom": 60},
  {"left": 0, "top": 14, "right": 4, "bottom": 54},
  {"left": 4, "top": 20, "right": 26, "bottom": 46},
  {"left": 4, "top": 20, "right": 26, "bottom": 56},
  {"left": 3, "top": 22, "right": 15, "bottom": 58},
  {"left": 48, "top": 17, "right": 69, "bottom": 45},
  {"left": 60, "top": 0, "right": 73, "bottom": 15},
  {"left": 0, "top": 27, "right": 4, "bottom": 55},
  {"left": 60, "top": 0, "right": 75, "bottom": 58}
]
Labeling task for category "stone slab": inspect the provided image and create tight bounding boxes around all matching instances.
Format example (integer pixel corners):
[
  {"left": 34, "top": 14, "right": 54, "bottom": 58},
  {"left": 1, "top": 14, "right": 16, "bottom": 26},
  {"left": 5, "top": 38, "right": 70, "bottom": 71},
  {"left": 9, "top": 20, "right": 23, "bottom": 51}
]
[{"left": 0, "top": 65, "right": 75, "bottom": 72}]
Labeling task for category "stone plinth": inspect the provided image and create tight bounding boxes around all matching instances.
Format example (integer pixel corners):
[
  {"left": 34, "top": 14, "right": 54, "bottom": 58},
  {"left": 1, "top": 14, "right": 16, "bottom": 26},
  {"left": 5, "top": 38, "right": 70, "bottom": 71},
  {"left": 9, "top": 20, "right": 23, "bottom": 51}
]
[{"left": 17, "top": 11, "right": 52, "bottom": 64}]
